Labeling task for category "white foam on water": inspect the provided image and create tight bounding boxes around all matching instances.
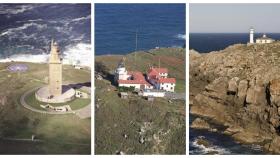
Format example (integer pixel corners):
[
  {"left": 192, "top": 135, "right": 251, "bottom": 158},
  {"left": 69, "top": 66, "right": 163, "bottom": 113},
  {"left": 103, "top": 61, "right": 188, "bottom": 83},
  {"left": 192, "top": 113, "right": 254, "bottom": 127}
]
[
  {"left": 191, "top": 136, "right": 231, "bottom": 155},
  {"left": 0, "top": 53, "right": 48, "bottom": 63},
  {"left": 0, "top": 4, "right": 36, "bottom": 15},
  {"left": 176, "top": 34, "right": 186, "bottom": 40},
  {"left": 0, "top": 22, "right": 47, "bottom": 37},
  {"left": 0, "top": 43, "right": 91, "bottom": 68},
  {"left": 71, "top": 15, "right": 91, "bottom": 22},
  {"left": 63, "top": 43, "right": 91, "bottom": 67},
  {"left": 250, "top": 144, "right": 262, "bottom": 151}
]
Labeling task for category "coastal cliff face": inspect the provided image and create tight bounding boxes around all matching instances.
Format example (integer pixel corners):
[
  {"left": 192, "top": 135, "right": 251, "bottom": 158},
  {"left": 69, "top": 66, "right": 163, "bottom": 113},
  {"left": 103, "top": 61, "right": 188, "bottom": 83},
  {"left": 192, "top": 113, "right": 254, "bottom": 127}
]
[{"left": 190, "top": 42, "right": 280, "bottom": 154}]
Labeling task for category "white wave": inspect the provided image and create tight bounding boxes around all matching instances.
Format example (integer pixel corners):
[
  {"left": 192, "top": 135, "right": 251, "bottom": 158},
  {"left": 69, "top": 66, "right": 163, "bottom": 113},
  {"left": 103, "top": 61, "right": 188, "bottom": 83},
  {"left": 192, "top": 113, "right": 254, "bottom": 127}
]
[
  {"left": 191, "top": 136, "right": 231, "bottom": 155},
  {"left": 176, "top": 34, "right": 186, "bottom": 40},
  {"left": 63, "top": 43, "right": 91, "bottom": 67},
  {"left": 0, "top": 22, "right": 47, "bottom": 37},
  {"left": 0, "top": 43, "right": 91, "bottom": 68},
  {"left": 71, "top": 15, "right": 91, "bottom": 22},
  {"left": 250, "top": 144, "right": 262, "bottom": 151},
  {"left": 0, "top": 53, "right": 48, "bottom": 63},
  {"left": 0, "top": 4, "right": 35, "bottom": 15}
]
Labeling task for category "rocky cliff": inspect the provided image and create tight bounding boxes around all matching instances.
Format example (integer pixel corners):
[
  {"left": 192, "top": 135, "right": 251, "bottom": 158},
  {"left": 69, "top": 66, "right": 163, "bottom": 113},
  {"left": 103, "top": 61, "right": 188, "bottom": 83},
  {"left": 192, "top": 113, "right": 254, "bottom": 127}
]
[{"left": 190, "top": 42, "right": 280, "bottom": 154}]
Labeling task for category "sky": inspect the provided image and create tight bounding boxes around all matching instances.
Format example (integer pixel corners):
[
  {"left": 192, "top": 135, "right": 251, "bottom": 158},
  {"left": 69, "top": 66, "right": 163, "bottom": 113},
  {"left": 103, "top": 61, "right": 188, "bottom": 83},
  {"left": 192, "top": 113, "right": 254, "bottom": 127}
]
[{"left": 190, "top": 4, "right": 280, "bottom": 33}]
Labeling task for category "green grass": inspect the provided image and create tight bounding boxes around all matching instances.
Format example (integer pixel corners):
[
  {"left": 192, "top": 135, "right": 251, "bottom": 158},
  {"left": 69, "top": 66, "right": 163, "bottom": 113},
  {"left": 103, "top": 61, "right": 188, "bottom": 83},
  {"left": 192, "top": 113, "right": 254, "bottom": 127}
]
[
  {"left": 175, "top": 79, "right": 185, "bottom": 93},
  {"left": 0, "top": 62, "right": 91, "bottom": 154},
  {"left": 95, "top": 79, "right": 185, "bottom": 154}
]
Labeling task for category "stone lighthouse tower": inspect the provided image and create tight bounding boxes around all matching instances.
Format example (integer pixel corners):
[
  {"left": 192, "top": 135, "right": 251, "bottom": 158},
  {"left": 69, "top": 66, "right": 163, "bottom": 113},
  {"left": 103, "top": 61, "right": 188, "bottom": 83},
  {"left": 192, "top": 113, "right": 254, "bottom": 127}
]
[
  {"left": 250, "top": 27, "right": 254, "bottom": 44},
  {"left": 49, "top": 40, "right": 62, "bottom": 97}
]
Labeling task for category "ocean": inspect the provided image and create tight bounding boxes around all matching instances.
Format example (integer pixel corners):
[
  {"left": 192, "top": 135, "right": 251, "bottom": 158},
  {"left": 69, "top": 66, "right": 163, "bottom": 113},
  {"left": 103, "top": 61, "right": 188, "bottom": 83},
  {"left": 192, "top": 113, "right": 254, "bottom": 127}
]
[
  {"left": 189, "top": 33, "right": 273, "bottom": 154},
  {"left": 190, "top": 33, "right": 280, "bottom": 53},
  {"left": 189, "top": 115, "right": 265, "bottom": 155},
  {"left": 95, "top": 4, "right": 186, "bottom": 55},
  {"left": 0, "top": 4, "right": 91, "bottom": 66}
]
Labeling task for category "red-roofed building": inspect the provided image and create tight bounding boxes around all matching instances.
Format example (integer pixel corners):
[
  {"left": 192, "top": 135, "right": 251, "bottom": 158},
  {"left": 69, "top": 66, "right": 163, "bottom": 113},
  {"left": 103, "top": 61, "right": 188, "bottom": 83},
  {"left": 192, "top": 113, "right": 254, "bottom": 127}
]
[
  {"left": 114, "top": 59, "right": 176, "bottom": 92},
  {"left": 147, "top": 67, "right": 176, "bottom": 92},
  {"left": 118, "top": 71, "right": 153, "bottom": 90},
  {"left": 147, "top": 67, "right": 168, "bottom": 79}
]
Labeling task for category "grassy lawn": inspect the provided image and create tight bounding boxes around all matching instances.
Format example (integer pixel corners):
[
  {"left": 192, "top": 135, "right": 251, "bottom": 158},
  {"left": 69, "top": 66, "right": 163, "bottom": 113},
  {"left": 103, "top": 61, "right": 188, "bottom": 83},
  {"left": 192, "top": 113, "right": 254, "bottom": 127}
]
[
  {"left": 25, "top": 90, "right": 90, "bottom": 111},
  {"left": 175, "top": 79, "right": 186, "bottom": 93},
  {"left": 0, "top": 62, "right": 91, "bottom": 154}
]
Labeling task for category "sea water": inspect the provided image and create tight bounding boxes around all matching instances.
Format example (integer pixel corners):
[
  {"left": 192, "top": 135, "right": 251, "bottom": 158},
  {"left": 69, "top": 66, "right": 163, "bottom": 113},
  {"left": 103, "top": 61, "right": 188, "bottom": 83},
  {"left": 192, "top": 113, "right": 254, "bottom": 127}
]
[
  {"left": 95, "top": 4, "right": 186, "bottom": 55},
  {"left": 190, "top": 33, "right": 280, "bottom": 53},
  {"left": 0, "top": 4, "right": 91, "bottom": 66}
]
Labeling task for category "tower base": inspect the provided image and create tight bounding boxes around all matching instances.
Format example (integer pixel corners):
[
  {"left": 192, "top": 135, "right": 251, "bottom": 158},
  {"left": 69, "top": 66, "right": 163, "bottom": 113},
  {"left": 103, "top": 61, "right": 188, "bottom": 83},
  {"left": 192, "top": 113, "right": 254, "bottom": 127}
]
[{"left": 35, "top": 85, "right": 75, "bottom": 103}]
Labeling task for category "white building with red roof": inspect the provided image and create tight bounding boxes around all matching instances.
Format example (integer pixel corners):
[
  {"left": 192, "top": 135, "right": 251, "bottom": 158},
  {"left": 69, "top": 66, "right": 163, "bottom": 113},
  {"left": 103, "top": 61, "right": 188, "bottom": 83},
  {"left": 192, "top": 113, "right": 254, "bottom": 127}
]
[
  {"left": 114, "top": 58, "right": 175, "bottom": 92},
  {"left": 118, "top": 71, "right": 153, "bottom": 90},
  {"left": 147, "top": 67, "right": 176, "bottom": 92},
  {"left": 114, "top": 58, "right": 153, "bottom": 90}
]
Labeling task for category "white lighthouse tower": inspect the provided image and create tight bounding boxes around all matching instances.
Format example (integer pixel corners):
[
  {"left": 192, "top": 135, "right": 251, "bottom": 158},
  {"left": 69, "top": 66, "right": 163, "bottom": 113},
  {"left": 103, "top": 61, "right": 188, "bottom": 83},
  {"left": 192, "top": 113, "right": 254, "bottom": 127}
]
[
  {"left": 250, "top": 27, "right": 254, "bottom": 44},
  {"left": 114, "top": 57, "right": 130, "bottom": 82}
]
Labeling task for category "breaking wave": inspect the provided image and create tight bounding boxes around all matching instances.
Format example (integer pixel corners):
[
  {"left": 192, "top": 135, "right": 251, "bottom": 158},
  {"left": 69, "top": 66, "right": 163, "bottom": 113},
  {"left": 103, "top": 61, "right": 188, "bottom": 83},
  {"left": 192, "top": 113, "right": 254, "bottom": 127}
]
[
  {"left": 63, "top": 43, "right": 91, "bottom": 67},
  {"left": 0, "top": 4, "right": 37, "bottom": 15},
  {"left": 191, "top": 136, "right": 231, "bottom": 155},
  {"left": 0, "top": 22, "right": 47, "bottom": 37},
  {"left": 0, "top": 43, "right": 91, "bottom": 67},
  {"left": 71, "top": 15, "right": 91, "bottom": 22}
]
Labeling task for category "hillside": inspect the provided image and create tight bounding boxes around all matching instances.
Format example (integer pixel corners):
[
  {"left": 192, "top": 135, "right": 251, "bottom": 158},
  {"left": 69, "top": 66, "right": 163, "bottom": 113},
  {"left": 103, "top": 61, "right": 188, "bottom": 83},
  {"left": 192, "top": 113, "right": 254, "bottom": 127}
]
[
  {"left": 190, "top": 42, "right": 280, "bottom": 154},
  {"left": 95, "top": 48, "right": 186, "bottom": 154}
]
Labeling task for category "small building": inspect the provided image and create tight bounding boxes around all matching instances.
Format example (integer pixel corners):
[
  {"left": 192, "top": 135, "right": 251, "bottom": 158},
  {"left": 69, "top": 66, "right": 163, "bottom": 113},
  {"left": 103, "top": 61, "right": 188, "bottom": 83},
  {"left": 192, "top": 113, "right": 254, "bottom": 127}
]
[
  {"left": 118, "top": 71, "right": 153, "bottom": 90},
  {"left": 114, "top": 59, "right": 176, "bottom": 93},
  {"left": 120, "top": 92, "right": 128, "bottom": 99},
  {"left": 75, "top": 90, "right": 89, "bottom": 98},
  {"left": 256, "top": 34, "right": 275, "bottom": 44},
  {"left": 147, "top": 67, "right": 176, "bottom": 92}
]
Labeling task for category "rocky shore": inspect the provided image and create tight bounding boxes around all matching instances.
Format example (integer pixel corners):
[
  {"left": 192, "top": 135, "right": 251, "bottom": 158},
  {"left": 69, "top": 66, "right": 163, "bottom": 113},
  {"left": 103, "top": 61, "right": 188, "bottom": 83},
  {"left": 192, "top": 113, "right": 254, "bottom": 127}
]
[{"left": 190, "top": 42, "right": 280, "bottom": 154}]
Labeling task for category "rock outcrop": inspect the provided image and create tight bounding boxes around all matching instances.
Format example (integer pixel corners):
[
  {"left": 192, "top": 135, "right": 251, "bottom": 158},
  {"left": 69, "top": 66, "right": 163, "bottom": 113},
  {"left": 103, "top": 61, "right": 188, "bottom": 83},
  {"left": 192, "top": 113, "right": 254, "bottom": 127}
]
[
  {"left": 191, "top": 118, "right": 211, "bottom": 129},
  {"left": 190, "top": 43, "right": 280, "bottom": 154}
]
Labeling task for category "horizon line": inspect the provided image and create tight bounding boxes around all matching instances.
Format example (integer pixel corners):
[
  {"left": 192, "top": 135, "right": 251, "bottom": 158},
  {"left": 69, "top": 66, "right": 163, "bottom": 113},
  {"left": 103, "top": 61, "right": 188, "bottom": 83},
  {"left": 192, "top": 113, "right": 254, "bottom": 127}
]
[{"left": 190, "top": 32, "right": 280, "bottom": 34}]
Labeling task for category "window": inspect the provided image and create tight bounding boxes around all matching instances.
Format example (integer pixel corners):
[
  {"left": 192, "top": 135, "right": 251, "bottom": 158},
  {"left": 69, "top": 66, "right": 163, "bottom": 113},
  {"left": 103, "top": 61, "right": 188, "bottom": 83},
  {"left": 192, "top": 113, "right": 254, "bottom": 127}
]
[{"left": 171, "top": 87, "right": 173, "bottom": 90}]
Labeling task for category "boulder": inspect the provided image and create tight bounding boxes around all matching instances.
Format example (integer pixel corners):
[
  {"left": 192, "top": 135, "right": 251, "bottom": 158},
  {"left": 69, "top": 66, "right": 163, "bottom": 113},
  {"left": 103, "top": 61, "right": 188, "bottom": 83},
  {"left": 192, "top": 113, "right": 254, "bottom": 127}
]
[
  {"left": 267, "top": 136, "right": 280, "bottom": 153},
  {"left": 237, "top": 80, "right": 248, "bottom": 104},
  {"left": 227, "top": 77, "right": 239, "bottom": 95},
  {"left": 237, "top": 80, "right": 248, "bottom": 98},
  {"left": 246, "top": 85, "right": 267, "bottom": 105},
  {"left": 269, "top": 78, "right": 280, "bottom": 107},
  {"left": 205, "top": 77, "right": 228, "bottom": 100},
  {"left": 191, "top": 118, "right": 211, "bottom": 130},
  {"left": 246, "top": 87, "right": 255, "bottom": 104}
]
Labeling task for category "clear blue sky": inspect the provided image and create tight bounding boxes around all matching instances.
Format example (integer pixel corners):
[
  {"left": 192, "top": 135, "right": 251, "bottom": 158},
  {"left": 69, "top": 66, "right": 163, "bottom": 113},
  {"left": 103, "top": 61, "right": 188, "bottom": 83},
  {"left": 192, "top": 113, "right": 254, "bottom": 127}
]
[{"left": 190, "top": 4, "right": 280, "bottom": 33}]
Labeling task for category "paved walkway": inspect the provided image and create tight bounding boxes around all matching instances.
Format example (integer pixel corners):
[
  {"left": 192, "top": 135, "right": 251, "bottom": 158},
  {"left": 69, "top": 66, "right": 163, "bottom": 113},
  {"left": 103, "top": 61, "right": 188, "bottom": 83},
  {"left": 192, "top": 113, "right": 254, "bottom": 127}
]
[{"left": 20, "top": 87, "right": 91, "bottom": 119}]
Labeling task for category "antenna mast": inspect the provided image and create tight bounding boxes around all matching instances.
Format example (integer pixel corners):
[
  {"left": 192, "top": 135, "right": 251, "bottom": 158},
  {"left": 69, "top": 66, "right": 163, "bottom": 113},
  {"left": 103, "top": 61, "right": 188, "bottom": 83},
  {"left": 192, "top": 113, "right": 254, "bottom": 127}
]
[{"left": 134, "top": 29, "right": 138, "bottom": 70}]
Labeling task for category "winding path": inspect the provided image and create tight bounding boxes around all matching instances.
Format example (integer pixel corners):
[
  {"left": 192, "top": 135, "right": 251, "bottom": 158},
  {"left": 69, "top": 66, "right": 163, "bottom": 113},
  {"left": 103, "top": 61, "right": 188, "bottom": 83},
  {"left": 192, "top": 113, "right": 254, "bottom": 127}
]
[{"left": 20, "top": 87, "right": 91, "bottom": 118}]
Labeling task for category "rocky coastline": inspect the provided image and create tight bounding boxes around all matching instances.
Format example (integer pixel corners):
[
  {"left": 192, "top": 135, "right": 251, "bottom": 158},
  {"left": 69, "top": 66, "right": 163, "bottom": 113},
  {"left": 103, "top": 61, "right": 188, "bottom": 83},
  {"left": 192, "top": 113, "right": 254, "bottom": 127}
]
[{"left": 190, "top": 42, "right": 280, "bottom": 154}]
